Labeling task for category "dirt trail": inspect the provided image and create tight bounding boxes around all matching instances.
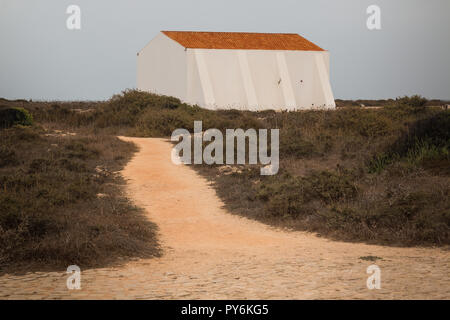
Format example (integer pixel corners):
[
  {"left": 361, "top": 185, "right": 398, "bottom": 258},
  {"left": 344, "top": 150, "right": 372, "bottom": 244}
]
[{"left": 1, "top": 137, "right": 448, "bottom": 299}]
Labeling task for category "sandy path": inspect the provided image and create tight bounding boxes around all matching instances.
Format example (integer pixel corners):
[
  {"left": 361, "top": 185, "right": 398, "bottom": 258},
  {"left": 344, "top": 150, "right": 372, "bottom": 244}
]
[{"left": 0, "top": 137, "right": 448, "bottom": 299}]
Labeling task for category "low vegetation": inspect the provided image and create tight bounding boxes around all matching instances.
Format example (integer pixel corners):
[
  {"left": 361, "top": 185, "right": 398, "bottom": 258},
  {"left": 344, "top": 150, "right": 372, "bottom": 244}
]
[
  {"left": 0, "top": 90, "right": 448, "bottom": 272},
  {"left": 195, "top": 99, "right": 449, "bottom": 246},
  {"left": 0, "top": 104, "right": 160, "bottom": 272},
  {"left": 0, "top": 107, "right": 33, "bottom": 128}
]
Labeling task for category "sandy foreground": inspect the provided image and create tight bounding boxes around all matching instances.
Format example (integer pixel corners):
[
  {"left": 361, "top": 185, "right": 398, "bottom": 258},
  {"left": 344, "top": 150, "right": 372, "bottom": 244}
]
[{"left": 0, "top": 137, "right": 448, "bottom": 299}]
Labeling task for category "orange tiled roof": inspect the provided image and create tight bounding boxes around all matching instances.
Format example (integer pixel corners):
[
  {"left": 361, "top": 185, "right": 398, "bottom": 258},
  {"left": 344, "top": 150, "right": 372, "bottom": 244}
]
[{"left": 161, "top": 31, "right": 324, "bottom": 51}]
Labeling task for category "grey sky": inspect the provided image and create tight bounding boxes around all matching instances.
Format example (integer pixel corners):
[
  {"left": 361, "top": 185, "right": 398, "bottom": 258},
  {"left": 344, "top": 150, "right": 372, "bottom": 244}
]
[{"left": 0, "top": 0, "right": 449, "bottom": 101}]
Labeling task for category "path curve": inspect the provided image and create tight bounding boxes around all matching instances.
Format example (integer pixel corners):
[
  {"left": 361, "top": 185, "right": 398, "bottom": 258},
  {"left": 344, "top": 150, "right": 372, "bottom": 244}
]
[{"left": 1, "top": 137, "right": 448, "bottom": 299}]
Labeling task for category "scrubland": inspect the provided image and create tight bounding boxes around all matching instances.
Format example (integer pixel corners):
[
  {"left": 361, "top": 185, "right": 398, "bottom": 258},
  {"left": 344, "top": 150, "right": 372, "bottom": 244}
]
[{"left": 0, "top": 91, "right": 448, "bottom": 269}]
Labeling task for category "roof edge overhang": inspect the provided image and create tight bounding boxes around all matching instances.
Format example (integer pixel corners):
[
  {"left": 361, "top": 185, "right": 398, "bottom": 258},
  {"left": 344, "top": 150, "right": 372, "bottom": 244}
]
[{"left": 184, "top": 47, "right": 329, "bottom": 52}]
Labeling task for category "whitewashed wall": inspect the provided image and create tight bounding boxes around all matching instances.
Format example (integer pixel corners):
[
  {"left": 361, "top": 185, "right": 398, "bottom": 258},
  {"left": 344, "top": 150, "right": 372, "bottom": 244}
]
[{"left": 137, "top": 33, "right": 186, "bottom": 100}]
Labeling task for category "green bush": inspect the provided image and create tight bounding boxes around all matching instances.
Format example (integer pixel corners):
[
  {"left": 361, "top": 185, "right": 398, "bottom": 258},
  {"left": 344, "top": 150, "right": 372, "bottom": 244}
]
[
  {"left": 370, "top": 111, "right": 450, "bottom": 172},
  {"left": 95, "top": 90, "right": 186, "bottom": 128},
  {"left": 256, "top": 170, "right": 358, "bottom": 218},
  {"left": 0, "top": 107, "right": 33, "bottom": 128},
  {"left": 136, "top": 108, "right": 194, "bottom": 136},
  {"left": 395, "top": 95, "right": 428, "bottom": 109},
  {"left": 328, "top": 108, "right": 395, "bottom": 137}
]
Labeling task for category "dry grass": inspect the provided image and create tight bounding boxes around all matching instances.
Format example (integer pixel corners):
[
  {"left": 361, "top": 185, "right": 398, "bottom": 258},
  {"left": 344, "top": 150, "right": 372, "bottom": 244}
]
[
  {"left": 191, "top": 98, "right": 450, "bottom": 246},
  {"left": 0, "top": 107, "right": 160, "bottom": 272}
]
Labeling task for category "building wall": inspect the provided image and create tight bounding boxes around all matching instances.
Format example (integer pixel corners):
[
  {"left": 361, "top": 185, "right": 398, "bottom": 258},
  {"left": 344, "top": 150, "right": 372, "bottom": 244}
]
[
  {"left": 186, "top": 49, "right": 250, "bottom": 109},
  {"left": 284, "top": 51, "right": 335, "bottom": 109},
  {"left": 137, "top": 32, "right": 187, "bottom": 100},
  {"left": 186, "top": 48, "right": 335, "bottom": 110}
]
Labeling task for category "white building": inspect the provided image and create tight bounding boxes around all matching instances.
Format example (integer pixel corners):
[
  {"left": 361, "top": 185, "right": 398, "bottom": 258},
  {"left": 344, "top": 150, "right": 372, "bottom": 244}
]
[{"left": 137, "top": 31, "right": 335, "bottom": 111}]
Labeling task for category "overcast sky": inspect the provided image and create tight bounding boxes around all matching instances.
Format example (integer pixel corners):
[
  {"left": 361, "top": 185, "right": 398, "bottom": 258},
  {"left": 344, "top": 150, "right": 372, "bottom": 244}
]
[{"left": 0, "top": 0, "right": 449, "bottom": 101}]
